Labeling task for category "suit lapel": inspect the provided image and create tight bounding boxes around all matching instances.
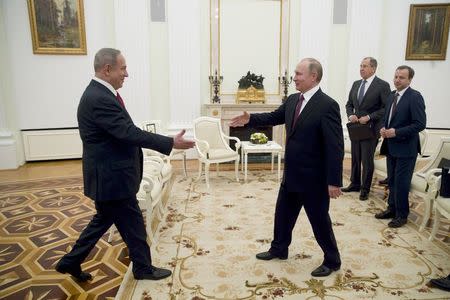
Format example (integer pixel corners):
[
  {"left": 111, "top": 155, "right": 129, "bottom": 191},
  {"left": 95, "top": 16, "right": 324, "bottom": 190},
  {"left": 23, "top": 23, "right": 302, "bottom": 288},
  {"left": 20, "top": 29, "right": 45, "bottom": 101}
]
[
  {"left": 289, "top": 89, "right": 321, "bottom": 137},
  {"left": 360, "top": 77, "right": 376, "bottom": 105},
  {"left": 390, "top": 87, "right": 411, "bottom": 124},
  {"left": 286, "top": 94, "right": 299, "bottom": 132},
  {"left": 354, "top": 80, "right": 362, "bottom": 110},
  {"left": 359, "top": 77, "right": 379, "bottom": 106}
]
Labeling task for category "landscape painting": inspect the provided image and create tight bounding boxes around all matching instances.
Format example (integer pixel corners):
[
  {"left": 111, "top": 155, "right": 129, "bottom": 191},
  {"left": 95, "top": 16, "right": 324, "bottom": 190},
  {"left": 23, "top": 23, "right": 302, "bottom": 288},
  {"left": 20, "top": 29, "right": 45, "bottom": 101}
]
[{"left": 27, "top": 0, "right": 87, "bottom": 54}]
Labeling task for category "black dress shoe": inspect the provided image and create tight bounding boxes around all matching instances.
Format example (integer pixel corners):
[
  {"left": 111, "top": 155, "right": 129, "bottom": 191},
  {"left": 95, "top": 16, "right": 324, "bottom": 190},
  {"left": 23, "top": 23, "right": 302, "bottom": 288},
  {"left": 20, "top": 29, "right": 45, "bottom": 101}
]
[
  {"left": 429, "top": 274, "right": 450, "bottom": 291},
  {"left": 55, "top": 260, "right": 92, "bottom": 282},
  {"left": 311, "top": 264, "right": 340, "bottom": 277},
  {"left": 388, "top": 218, "right": 407, "bottom": 228},
  {"left": 375, "top": 209, "right": 395, "bottom": 219},
  {"left": 378, "top": 178, "right": 388, "bottom": 185},
  {"left": 359, "top": 190, "right": 369, "bottom": 201},
  {"left": 134, "top": 266, "right": 172, "bottom": 280},
  {"left": 341, "top": 185, "right": 360, "bottom": 192},
  {"left": 256, "top": 251, "right": 288, "bottom": 261}
]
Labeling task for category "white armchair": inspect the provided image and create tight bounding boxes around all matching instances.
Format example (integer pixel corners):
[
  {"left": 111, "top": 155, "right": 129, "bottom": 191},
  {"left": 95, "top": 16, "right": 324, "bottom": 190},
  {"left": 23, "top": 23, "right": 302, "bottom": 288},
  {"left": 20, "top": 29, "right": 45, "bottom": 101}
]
[
  {"left": 423, "top": 172, "right": 450, "bottom": 241},
  {"left": 374, "top": 129, "right": 429, "bottom": 179},
  {"left": 415, "top": 137, "right": 450, "bottom": 231},
  {"left": 142, "top": 120, "right": 186, "bottom": 178},
  {"left": 193, "top": 117, "right": 241, "bottom": 189}
]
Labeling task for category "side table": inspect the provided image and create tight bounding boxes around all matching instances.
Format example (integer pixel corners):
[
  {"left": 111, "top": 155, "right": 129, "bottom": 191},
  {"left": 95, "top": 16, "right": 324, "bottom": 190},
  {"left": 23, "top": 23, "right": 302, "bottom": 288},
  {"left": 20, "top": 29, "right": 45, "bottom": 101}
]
[{"left": 241, "top": 141, "right": 283, "bottom": 182}]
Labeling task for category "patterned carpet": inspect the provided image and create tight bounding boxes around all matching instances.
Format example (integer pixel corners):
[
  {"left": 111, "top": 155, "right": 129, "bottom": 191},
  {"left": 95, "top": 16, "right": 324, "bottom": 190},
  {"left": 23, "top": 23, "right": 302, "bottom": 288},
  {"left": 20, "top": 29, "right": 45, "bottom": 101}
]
[
  {"left": 1, "top": 170, "right": 448, "bottom": 299},
  {"left": 0, "top": 176, "right": 129, "bottom": 299},
  {"left": 121, "top": 171, "right": 450, "bottom": 300}
]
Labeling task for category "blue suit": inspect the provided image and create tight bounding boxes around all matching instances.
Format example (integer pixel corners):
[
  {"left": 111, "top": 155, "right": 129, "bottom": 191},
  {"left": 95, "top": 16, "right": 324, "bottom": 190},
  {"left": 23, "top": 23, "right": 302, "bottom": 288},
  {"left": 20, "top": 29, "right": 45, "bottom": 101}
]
[{"left": 380, "top": 87, "right": 426, "bottom": 218}]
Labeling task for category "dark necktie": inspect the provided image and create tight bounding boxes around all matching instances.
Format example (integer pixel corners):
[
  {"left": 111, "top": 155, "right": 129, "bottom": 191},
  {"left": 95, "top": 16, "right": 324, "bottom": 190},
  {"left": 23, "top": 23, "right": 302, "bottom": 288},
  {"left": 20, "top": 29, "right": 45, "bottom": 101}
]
[
  {"left": 116, "top": 92, "right": 125, "bottom": 108},
  {"left": 292, "top": 94, "right": 305, "bottom": 128},
  {"left": 358, "top": 80, "right": 367, "bottom": 104},
  {"left": 388, "top": 92, "right": 399, "bottom": 126}
]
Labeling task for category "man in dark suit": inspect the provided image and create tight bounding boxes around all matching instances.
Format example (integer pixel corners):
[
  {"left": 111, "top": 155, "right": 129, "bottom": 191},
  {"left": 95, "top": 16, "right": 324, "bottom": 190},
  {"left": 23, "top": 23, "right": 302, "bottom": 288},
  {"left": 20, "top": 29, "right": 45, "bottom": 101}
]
[
  {"left": 375, "top": 65, "right": 426, "bottom": 228},
  {"left": 55, "top": 48, "right": 194, "bottom": 281},
  {"left": 230, "top": 58, "right": 344, "bottom": 277},
  {"left": 343, "top": 57, "right": 390, "bottom": 200}
]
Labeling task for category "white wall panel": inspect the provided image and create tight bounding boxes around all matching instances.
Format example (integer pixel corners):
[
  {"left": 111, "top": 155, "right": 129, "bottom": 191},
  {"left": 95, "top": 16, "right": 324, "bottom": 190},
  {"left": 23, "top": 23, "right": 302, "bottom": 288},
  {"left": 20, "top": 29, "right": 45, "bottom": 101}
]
[
  {"left": 297, "top": 0, "right": 333, "bottom": 91},
  {"left": 114, "top": 0, "right": 152, "bottom": 126},
  {"left": 167, "top": 0, "right": 202, "bottom": 133},
  {"left": 2, "top": 0, "right": 114, "bottom": 130},
  {"left": 346, "top": 0, "right": 385, "bottom": 90}
]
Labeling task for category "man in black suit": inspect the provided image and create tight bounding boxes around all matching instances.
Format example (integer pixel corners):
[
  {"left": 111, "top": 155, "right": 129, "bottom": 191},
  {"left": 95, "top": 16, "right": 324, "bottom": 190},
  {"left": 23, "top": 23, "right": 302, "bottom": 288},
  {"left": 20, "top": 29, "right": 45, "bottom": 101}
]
[
  {"left": 343, "top": 57, "right": 390, "bottom": 200},
  {"left": 55, "top": 48, "right": 194, "bottom": 281},
  {"left": 375, "top": 65, "right": 426, "bottom": 228},
  {"left": 230, "top": 58, "right": 344, "bottom": 277}
]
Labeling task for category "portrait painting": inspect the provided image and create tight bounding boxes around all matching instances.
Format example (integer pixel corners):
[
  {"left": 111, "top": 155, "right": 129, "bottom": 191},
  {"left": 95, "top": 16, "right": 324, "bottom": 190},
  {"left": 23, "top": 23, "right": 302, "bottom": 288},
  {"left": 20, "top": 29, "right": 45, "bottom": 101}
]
[
  {"left": 406, "top": 4, "right": 450, "bottom": 60},
  {"left": 27, "top": 0, "right": 87, "bottom": 55}
]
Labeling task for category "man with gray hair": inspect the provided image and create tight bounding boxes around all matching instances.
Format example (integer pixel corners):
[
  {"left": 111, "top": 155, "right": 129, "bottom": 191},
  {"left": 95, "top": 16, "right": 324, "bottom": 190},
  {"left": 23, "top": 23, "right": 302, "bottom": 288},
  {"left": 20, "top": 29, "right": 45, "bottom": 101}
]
[
  {"left": 231, "top": 58, "right": 344, "bottom": 277},
  {"left": 55, "top": 48, "right": 194, "bottom": 281},
  {"left": 343, "top": 57, "right": 390, "bottom": 200}
]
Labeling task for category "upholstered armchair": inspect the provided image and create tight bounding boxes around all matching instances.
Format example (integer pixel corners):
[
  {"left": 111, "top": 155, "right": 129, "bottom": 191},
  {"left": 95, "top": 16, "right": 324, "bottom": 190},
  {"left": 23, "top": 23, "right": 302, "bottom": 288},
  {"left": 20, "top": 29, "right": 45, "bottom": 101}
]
[
  {"left": 374, "top": 129, "right": 429, "bottom": 179},
  {"left": 193, "top": 117, "right": 241, "bottom": 189},
  {"left": 414, "top": 137, "right": 450, "bottom": 231},
  {"left": 428, "top": 174, "right": 450, "bottom": 241},
  {"left": 142, "top": 120, "right": 186, "bottom": 178}
]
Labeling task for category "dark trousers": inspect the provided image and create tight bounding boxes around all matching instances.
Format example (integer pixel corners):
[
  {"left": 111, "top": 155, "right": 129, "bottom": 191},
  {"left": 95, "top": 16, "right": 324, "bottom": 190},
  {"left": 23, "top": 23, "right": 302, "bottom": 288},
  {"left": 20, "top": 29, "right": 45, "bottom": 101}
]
[
  {"left": 386, "top": 154, "right": 417, "bottom": 219},
  {"left": 59, "top": 197, "right": 152, "bottom": 275},
  {"left": 269, "top": 186, "right": 341, "bottom": 268},
  {"left": 350, "top": 138, "right": 378, "bottom": 192}
]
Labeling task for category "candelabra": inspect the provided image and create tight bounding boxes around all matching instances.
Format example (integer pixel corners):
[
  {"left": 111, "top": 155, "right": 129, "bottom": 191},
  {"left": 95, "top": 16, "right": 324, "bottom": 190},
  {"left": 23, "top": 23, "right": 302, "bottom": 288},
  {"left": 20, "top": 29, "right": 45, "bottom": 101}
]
[
  {"left": 208, "top": 70, "right": 223, "bottom": 103},
  {"left": 278, "top": 70, "right": 292, "bottom": 103}
]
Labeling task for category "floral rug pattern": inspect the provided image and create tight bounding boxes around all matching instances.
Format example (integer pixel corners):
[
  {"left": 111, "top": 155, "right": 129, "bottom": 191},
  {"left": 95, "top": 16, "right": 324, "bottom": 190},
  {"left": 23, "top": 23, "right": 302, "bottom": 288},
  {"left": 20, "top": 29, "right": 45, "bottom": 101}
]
[{"left": 122, "top": 172, "right": 450, "bottom": 300}]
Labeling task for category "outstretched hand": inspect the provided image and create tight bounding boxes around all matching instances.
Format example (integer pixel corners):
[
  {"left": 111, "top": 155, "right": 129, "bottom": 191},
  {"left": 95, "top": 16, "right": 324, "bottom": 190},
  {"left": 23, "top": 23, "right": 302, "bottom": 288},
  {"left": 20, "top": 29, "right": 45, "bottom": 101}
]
[
  {"left": 173, "top": 129, "right": 195, "bottom": 149},
  {"left": 230, "top": 111, "right": 250, "bottom": 127}
]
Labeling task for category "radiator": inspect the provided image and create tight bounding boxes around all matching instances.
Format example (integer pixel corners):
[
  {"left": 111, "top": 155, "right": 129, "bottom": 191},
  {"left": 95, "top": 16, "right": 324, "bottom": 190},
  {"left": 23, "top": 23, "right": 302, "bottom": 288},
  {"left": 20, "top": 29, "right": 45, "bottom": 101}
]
[{"left": 22, "top": 128, "right": 82, "bottom": 161}]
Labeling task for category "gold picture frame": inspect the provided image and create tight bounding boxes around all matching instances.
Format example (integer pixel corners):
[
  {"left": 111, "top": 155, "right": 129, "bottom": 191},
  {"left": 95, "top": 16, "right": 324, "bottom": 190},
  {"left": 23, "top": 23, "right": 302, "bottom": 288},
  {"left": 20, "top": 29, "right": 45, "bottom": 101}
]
[
  {"left": 405, "top": 3, "right": 450, "bottom": 60},
  {"left": 27, "top": 0, "right": 87, "bottom": 55}
]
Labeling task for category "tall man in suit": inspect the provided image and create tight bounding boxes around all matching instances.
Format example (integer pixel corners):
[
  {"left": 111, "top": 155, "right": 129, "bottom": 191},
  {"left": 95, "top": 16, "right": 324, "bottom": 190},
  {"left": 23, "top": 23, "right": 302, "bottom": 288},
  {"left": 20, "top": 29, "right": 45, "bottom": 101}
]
[
  {"left": 55, "top": 48, "right": 194, "bottom": 281},
  {"left": 230, "top": 58, "right": 344, "bottom": 277},
  {"left": 343, "top": 57, "right": 390, "bottom": 200},
  {"left": 375, "top": 65, "right": 426, "bottom": 228}
]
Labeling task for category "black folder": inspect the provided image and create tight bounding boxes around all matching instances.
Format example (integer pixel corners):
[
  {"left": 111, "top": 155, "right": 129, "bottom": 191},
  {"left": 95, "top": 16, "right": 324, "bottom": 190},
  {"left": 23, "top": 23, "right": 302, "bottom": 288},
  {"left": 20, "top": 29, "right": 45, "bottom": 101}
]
[
  {"left": 438, "top": 158, "right": 450, "bottom": 198},
  {"left": 346, "top": 122, "right": 376, "bottom": 141}
]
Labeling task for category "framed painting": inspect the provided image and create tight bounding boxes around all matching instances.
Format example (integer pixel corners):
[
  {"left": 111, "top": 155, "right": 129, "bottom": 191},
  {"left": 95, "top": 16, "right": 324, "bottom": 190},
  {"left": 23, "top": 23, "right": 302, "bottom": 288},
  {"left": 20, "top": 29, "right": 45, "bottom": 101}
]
[
  {"left": 27, "top": 0, "right": 87, "bottom": 55},
  {"left": 405, "top": 3, "right": 450, "bottom": 60},
  {"left": 144, "top": 123, "right": 157, "bottom": 134}
]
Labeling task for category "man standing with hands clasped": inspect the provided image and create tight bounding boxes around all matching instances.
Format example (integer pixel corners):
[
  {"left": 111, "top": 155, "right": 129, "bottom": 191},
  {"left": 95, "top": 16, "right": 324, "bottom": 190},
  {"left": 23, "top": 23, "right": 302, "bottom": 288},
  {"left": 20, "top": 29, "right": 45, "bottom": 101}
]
[
  {"left": 55, "top": 48, "right": 195, "bottom": 282},
  {"left": 375, "top": 65, "right": 426, "bottom": 228},
  {"left": 230, "top": 58, "right": 344, "bottom": 277},
  {"left": 343, "top": 57, "right": 390, "bottom": 200}
]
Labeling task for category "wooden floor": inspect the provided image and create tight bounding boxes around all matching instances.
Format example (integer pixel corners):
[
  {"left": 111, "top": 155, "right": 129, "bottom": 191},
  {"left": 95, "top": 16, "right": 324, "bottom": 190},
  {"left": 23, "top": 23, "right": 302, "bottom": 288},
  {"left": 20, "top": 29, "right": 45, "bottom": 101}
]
[{"left": 0, "top": 159, "right": 289, "bottom": 182}]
